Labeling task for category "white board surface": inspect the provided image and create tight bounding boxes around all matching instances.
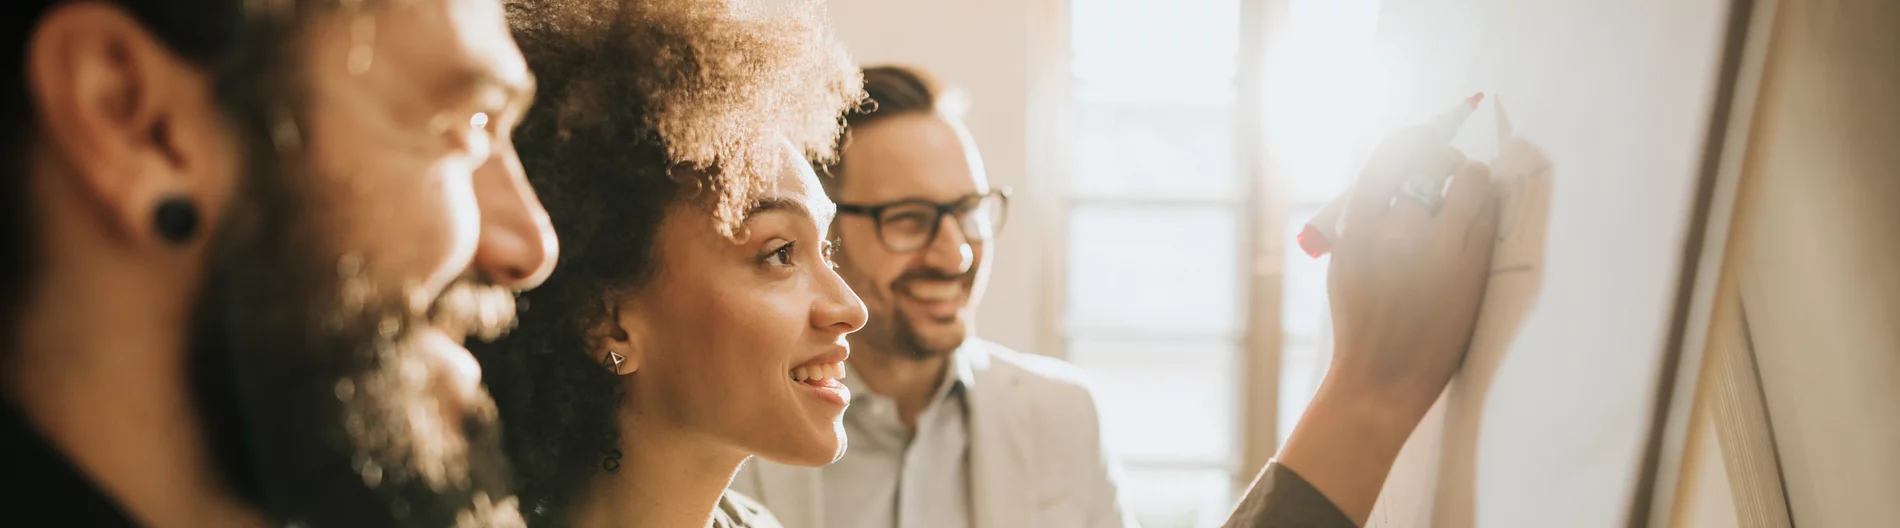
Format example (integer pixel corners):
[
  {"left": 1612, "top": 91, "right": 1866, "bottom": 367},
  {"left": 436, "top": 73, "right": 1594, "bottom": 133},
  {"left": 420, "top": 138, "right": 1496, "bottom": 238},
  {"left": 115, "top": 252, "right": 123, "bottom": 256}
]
[{"left": 1356, "top": 0, "right": 1733, "bottom": 526}]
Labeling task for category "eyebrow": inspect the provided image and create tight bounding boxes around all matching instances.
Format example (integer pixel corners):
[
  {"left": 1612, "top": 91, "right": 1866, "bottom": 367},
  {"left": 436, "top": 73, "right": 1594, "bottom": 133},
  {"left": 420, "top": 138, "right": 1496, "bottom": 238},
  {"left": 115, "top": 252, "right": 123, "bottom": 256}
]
[
  {"left": 746, "top": 196, "right": 836, "bottom": 227},
  {"left": 447, "top": 67, "right": 538, "bottom": 121}
]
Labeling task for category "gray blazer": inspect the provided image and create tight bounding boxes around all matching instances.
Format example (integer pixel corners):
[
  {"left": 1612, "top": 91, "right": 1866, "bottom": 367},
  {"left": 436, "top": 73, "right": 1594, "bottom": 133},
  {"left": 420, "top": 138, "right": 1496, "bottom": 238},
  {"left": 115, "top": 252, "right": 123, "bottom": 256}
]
[{"left": 731, "top": 340, "right": 1133, "bottom": 528}]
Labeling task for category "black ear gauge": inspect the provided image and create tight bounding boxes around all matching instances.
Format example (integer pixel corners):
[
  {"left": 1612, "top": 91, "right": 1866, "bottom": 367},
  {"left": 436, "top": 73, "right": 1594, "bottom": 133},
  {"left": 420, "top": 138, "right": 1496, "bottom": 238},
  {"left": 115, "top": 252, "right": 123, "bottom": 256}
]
[{"left": 154, "top": 196, "right": 200, "bottom": 245}]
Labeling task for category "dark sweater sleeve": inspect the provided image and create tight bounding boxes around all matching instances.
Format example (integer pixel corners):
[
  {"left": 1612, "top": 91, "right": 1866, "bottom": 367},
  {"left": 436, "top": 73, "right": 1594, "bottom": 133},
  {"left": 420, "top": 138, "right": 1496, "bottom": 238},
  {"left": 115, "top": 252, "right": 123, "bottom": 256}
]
[
  {"left": 1221, "top": 461, "right": 1356, "bottom": 528},
  {"left": 713, "top": 490, "right": 784, "bottom": 528}
]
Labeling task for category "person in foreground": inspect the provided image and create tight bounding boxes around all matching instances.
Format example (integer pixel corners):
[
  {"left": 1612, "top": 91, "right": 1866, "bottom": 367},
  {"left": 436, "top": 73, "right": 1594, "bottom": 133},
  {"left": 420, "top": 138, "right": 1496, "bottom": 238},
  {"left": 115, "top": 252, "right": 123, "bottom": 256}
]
[
  {"left": 468, "top": 0, "right": 863, "bottom": 526},
  {"left": 1223, "top": 126, "right": 1500, "bottom": 527},
  {"left": 2, "top": 0, "right": 556, "bottom": 525},
  {"left": 729, "top": 65, "right": 1132, "bottom": 528}
]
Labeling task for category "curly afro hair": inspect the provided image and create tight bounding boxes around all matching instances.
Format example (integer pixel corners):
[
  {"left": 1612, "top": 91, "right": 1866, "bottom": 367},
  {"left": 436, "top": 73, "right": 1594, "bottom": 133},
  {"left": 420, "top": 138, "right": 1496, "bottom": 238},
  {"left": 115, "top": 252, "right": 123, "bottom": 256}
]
[{"left": 469, "top": 0, "right": 861, "bottom": 524}]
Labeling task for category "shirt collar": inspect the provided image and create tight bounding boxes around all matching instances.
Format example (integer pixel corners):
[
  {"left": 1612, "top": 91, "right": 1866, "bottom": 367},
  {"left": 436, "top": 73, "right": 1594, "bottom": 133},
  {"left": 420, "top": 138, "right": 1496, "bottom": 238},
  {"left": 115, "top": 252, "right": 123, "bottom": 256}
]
[{"left": 947, "top": 341, "right": 978, "bottom": 392}]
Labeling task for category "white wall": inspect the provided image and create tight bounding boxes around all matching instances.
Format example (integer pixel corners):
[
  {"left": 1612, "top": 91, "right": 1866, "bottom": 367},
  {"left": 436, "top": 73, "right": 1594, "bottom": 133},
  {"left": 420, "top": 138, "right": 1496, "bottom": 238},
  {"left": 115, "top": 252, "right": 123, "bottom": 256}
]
[
  {"left": 823, "top": 0, "right": 1057, "bottom": 354},
  {"left": 1365, "top": 0, "right": 1733, "bottom": 525}
]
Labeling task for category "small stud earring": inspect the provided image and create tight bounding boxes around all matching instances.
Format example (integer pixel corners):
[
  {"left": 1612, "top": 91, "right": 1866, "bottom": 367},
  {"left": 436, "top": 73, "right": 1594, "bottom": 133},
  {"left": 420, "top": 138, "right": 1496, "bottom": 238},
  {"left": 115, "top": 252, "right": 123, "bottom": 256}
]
[
  {"left": 603, "top": 351, "right": 626, "bottom": 372},
  {"left": 154, "top": 195, "right": 200, "bottom": 245}
]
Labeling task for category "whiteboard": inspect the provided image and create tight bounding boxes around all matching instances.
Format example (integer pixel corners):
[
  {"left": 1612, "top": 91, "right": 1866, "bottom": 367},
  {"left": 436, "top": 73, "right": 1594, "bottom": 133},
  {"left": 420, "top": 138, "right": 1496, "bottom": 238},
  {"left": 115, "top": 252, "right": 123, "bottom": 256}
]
[{"left": 1356, "top": 0, "right": 1735, "bottom": 526}]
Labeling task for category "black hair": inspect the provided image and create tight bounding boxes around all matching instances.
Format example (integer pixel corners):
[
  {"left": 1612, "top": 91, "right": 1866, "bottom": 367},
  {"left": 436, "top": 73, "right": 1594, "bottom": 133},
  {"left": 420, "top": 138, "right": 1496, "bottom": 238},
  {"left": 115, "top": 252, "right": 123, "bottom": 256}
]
[
  {"left": 469, "top": 0, "right": 859, "bottom": 524},
  {"left": 819, "top": 64, "right": 955, "bottom": 196}
]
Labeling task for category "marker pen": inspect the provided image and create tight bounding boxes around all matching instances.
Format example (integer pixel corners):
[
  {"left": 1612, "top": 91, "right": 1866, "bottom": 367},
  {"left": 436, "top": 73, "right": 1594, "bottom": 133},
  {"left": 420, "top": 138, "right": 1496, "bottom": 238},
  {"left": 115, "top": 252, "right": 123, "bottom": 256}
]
[{"left": 1296, "top": 92, "right": 1484, "bottom": 258}]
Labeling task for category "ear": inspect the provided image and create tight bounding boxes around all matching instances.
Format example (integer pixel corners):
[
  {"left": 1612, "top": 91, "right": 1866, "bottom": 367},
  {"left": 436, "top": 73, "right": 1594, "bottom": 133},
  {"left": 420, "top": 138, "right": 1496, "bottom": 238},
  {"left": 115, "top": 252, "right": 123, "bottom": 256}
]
[
  {"left": 27, "top": 3, "right": 235, "bottom": 249},
  {"left": 592, "top": 301, "right": 643, "bottom": 376}
]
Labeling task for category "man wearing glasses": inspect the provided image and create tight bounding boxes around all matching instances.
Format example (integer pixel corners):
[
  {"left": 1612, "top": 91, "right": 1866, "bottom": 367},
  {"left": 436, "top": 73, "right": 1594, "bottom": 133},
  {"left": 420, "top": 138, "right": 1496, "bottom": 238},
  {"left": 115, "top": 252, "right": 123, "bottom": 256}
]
[{"left": 731, "top": 65, "right": 1134, "bottom": 528}]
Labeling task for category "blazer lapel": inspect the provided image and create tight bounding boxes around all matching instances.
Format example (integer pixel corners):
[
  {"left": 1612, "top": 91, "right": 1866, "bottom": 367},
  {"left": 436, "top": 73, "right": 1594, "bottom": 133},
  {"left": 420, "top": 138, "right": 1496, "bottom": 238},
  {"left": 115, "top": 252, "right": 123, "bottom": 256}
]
[{"left": 964, "top": 343, "right": 1034, "bottom": 528}]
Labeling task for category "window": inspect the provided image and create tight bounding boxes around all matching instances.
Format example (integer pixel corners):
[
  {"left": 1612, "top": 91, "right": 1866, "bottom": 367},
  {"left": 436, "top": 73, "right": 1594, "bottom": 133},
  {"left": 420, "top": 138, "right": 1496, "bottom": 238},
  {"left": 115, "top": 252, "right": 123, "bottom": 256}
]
[
  {"left": 1062, "top": 0, "right": 1248, "bottom": 526},
  {"left": 1058, "top": 0, "right": 1391, "bottom": 525},
  {"left": 1261, "top": 0, "right": 1392, "bottom": 444}
]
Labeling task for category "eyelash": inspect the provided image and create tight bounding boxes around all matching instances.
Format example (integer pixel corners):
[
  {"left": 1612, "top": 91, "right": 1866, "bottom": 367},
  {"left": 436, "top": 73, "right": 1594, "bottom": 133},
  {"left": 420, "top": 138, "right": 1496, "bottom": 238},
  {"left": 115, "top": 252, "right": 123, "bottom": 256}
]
[
  {"left": 764, "top": 241, "right": 798, "bottom": 267},
  {"left": 764, "top": 240, "right": 841, "bottom": 270},
  {"left": 822, "top": 240, "right": 840, "bottom": 270}
]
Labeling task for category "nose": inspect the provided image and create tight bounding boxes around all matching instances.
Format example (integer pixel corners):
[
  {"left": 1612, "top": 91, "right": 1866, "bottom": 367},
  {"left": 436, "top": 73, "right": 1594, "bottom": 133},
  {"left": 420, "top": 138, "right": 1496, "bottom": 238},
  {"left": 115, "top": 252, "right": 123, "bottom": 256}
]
[
  {"left": 814, "top": 264, "right": 869, "bottom": 336},
  {"left": 470, "top": 147, "right": 559, "bottom": 289},
  {"left": 920, "top": 214, "right": 974, "bottom": 273}
]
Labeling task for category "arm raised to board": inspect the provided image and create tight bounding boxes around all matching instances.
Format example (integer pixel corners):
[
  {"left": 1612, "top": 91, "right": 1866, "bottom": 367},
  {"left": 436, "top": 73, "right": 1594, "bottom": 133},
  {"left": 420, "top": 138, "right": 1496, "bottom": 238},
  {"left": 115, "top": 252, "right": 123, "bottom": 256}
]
[{"left": 1225, "top": 111, "right": 1502, "bottom": 527}]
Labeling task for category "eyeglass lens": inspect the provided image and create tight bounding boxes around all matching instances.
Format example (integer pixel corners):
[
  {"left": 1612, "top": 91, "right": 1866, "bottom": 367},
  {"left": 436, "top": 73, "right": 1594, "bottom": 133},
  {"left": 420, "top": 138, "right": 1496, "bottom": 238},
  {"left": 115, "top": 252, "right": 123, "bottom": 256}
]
[{"left": 875, "top": 194, "right": 1007, "bottom": 252}]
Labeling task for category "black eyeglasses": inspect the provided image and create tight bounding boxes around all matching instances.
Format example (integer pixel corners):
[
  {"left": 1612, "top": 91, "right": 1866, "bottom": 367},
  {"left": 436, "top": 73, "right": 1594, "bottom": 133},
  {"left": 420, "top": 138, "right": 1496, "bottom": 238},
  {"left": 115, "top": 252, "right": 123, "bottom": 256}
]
[{"left": 835, "top": 188, "right": 1012, "bottom": 253}]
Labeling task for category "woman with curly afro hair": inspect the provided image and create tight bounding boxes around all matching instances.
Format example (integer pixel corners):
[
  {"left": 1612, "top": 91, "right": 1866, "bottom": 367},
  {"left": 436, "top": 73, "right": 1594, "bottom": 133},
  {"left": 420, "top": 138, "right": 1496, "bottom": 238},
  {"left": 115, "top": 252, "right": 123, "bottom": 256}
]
[{"left": 470, "top": 0, "right": 866, "bottom": 526}]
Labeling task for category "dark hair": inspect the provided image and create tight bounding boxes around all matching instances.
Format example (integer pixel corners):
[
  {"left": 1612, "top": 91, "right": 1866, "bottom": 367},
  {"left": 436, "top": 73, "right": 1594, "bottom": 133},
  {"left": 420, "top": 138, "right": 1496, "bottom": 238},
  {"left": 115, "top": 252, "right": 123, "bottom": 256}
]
[
  {"left": 2, "top": 0, "right": 242, "bottom": 363},
  {"left": 855, "top": 65, "right": 950, "bottom": 122},
  {"left": 820, "top": 64, "right": 956, "bottom": 196},
  {"left": 469, "top": 0, "right": 859, "bottom": 524}
]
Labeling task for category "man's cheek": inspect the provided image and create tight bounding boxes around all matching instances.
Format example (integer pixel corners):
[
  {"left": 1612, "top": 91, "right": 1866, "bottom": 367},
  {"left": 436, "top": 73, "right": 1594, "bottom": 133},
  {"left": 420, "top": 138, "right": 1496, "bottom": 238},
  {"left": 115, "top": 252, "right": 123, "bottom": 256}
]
[{"left": 383, "top": 196, "right": 480, "bottom": 288}]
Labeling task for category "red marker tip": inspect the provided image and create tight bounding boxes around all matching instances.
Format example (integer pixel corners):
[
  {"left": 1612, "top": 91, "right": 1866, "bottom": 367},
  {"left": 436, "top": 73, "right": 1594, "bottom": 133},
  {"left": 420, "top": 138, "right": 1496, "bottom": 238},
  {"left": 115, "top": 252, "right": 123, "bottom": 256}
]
[{"left": 1297, "top": 224, "right": 1331, "bottom": 258}]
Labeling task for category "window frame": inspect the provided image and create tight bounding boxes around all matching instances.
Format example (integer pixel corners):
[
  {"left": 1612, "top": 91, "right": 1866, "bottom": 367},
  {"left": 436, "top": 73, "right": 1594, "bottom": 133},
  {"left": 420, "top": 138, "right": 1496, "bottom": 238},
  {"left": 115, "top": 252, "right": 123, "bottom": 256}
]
[{"left": 1033, "top": 0, "right": 1293, "bottom": 508}]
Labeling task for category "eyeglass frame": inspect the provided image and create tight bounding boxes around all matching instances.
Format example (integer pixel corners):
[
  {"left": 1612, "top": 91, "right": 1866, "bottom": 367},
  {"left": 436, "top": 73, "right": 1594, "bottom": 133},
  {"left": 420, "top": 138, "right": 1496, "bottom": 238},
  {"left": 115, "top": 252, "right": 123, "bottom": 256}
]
[{"left": 833, "top": 187, "right": 1013, "bottom": 253}]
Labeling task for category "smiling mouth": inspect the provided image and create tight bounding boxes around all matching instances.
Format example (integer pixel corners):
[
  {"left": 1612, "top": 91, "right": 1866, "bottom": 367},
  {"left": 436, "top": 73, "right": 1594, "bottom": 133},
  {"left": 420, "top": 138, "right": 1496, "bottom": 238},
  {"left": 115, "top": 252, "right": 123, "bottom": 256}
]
[
  {"left": 902, "top": 281, "right": 963, "bottom": 302},
  {"left": 416, "top": 328, "right": 484, "bottom": 413},
  {"left": 791, "top": 360, "right": 851, "bottom": 407},
  {"left": 790, "top": 361, "right": 845, "bottom": 385}
]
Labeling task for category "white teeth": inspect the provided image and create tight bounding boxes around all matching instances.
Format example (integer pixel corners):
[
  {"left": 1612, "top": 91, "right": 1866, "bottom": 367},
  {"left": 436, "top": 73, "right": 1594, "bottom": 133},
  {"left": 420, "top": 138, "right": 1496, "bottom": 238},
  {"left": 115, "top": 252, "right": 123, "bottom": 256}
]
[{"left": 792, "top": 362, "right": 846, "bottom": 383}]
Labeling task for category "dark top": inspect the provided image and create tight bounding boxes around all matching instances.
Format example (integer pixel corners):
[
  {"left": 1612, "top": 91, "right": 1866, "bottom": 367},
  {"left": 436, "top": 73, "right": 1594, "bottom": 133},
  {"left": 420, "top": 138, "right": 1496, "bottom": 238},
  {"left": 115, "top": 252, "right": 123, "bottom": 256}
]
[
  {"left": 0, "top": 404, "right": 140, "bottom": 527},
  {"left": 1222, "top": 461, "right": 1355, "bottom": 528},
  {"left": 713, "top": 490, "right": 782, "bottom": 528}
]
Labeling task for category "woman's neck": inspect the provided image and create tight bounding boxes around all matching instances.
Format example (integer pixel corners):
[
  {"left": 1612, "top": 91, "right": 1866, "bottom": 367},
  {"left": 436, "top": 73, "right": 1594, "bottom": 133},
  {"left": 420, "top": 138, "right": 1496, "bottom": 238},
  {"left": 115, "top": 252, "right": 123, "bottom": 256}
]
[{"left": 570, "top": 423, "right": 750, "bottom": 528}]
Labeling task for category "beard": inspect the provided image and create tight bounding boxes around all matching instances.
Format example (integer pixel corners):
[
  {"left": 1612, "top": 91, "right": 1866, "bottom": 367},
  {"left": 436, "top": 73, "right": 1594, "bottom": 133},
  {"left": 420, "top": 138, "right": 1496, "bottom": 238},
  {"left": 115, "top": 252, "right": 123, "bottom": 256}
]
[
  {"left": 881, "top": 267, "right": 977, "bottom": 361},
  {"left": 889, "top": 310, "right": 954, "bottom": 361},
  {"left": 189, "top": 87, "right": 523, "bottom": 528}
]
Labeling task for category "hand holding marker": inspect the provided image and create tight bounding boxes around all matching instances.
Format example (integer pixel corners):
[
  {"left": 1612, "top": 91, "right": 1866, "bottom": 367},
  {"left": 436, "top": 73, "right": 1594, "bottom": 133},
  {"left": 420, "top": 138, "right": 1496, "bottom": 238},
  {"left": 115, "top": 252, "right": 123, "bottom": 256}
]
[{"left": 1296, "top": 92, "right": 1485, "bottom": 258}]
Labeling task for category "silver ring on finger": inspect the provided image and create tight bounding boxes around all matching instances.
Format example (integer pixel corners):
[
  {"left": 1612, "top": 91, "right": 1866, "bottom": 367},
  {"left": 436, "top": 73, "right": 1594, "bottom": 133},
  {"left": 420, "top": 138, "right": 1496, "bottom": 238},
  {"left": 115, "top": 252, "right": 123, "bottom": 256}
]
[{"left": 1388, "top": 174, "right": 1446, "bottom": 215}]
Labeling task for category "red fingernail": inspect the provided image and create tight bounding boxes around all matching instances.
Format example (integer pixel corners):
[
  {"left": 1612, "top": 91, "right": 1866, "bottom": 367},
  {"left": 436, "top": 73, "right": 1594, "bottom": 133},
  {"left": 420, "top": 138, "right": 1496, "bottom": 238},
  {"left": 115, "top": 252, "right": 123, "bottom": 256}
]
[{"left": 1297, "top": 225, "right": 1331, "bottom": 258}]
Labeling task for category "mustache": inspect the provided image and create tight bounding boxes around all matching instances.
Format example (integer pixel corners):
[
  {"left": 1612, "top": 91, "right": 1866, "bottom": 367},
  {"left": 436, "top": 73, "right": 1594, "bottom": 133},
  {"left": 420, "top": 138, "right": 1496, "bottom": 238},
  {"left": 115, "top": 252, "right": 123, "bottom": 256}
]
[
  {"left": 425, "top": 278, "right": 520, "bottom": 343},
  {"left": 894, "top": 267, "right": 971, "bottom": 284}
]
